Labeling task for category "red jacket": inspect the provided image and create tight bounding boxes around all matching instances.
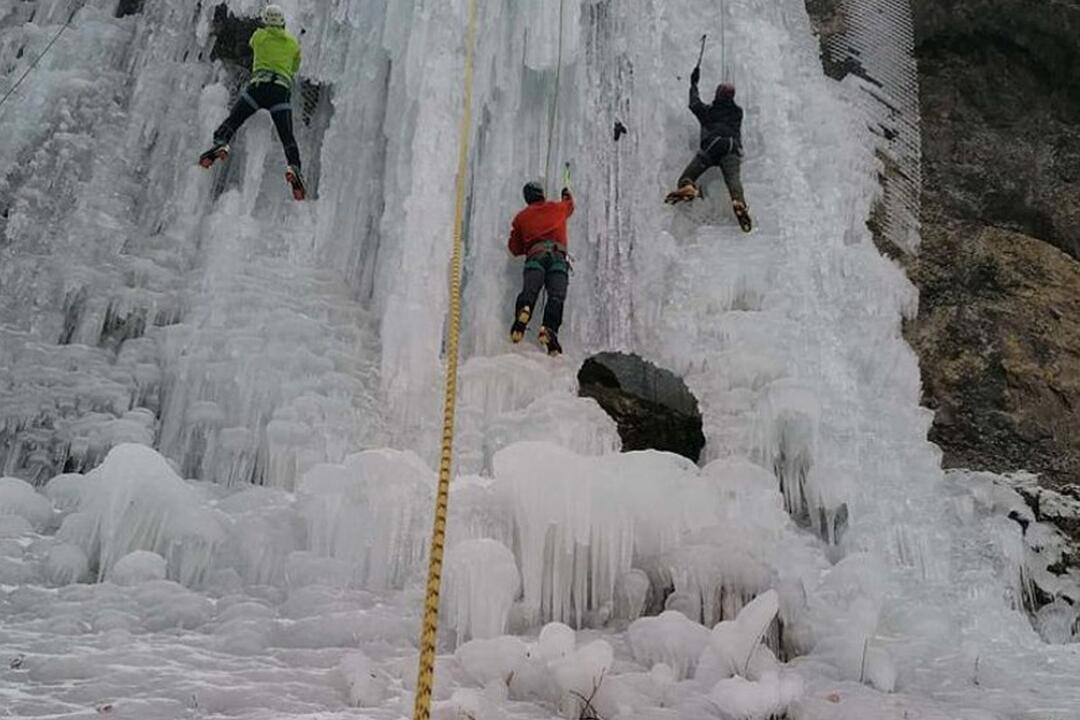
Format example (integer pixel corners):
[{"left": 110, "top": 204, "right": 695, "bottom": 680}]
[{"left": 507, "top": 194, "right": 575, "bottom": 258}]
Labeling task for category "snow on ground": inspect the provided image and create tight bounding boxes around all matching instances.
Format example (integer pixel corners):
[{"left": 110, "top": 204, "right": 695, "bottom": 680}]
[{"left": 1, "top": 0, "right": 1079, "bottom": 719}]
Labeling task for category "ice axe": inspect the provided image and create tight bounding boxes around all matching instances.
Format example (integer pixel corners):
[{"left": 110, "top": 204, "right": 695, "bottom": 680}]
[
  {"left": 696, "top": 34, "right": 708, "bottom": 71},
  {"left": 562, "top": 161, "right": 572, "bottom": 194}
]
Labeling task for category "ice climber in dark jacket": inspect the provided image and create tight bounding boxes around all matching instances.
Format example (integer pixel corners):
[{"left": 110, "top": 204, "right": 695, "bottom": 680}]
[{"left": 666, "top": 67, "right": 752, "bottom": 232}]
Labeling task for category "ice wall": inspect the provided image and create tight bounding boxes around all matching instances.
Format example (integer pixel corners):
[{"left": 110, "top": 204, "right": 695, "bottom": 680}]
[
  {"left": 0, "top": 0, "right": 389, "bottom": 489},
  {"left": 1, "top": 0, "right": 1079, "bottom": 718}
]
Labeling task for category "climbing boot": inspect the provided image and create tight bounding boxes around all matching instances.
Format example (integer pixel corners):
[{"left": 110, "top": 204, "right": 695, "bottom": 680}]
[
  {"left": 286, "top": 165, "right": 307, "bottom": 201},
  {"left": 664, "top": 180, "right": 699, "bottom": 205},
  {"left": 732, "top": 199, "right": 752, "bottom": 232},
  {"left": 538, "top": 326, "right": 562, "bottom": 357},
  {"left": 510, "top": 306, "right": 531, "bottom": 343},
  {"left": 198, "top": 143, "right": 230, "bottom": 169}
]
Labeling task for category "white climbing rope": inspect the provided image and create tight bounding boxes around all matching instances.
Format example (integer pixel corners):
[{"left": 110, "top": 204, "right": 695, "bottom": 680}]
[{"left": 543, "top": 0, "right": 567, "bottom": 195}]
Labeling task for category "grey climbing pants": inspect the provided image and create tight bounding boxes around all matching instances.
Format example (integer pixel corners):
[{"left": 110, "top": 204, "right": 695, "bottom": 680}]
[{"left": 678, "top": 135, "right": 745, "bottom": 203}]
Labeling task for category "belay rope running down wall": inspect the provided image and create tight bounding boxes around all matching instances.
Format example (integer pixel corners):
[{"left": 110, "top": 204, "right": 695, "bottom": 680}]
[
  {"left": 543, "top": 0, "right": 568, "bottom": 195},
  {"left": 0, "top": 2, "right": 86, "bottom": 113},
  {"left": 536, "top": 0, "right": 571, "bottom": 316},
  {"left": 410, "top": 0, "right": 478, "bottom": 718},
  {"left": 412, "top": 2, "right": 571, "bottom": 715}
]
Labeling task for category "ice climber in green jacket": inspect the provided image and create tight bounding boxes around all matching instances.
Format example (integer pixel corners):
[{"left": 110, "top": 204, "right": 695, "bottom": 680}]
[{"left": 198, "top": 4, "right": 307, "bottom": 200}]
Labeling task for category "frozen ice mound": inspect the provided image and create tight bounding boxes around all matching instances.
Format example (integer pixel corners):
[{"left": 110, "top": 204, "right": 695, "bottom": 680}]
[
  {"left": 549, "top": 639, "right": 615, "bottom": 716},
  {"left": 337, "top": 650, "right": 390, "bottom": 707},
  {"left": 0, "top": 476, "right": 53, "bottom": 530},
  {"left": 1, "top": 0, "right": 1079, "bottom": 717},
  {"left": 658, "top": 458, "right": 828, "bottom": 627},
  {"left": 42, "top": 472, "right": 86, "bottom": 516},
  {"left": 494, "top": 441, "right": 718, "bottom": 627},
  {"left": 214, "top": 484, "right": 300, "bottom": 586},
  {"left": 453, "top": 623, "right": 618, "bottom": 717},
  {"left": 56, "top": 443, "right": 224, "bottom": 585},
  {"left": 697, "top": 590, "right": 781, "bottom": 683},
  {"left": 297, "top": 448, "right": 434, "bottom": 589},
  {"left": 454, "top": 353, "right": 620, "bottom": 473},
  {"left": 629, "top": 610, "right": 711, "bottom": 680},
  {"left": 44, "top": 542, "right": 90, "bottom": 585},
  {"left": 792, "top": 553, "right": 898, "bottom": 692},
  {"left": 629, "top": 591, "right": 804, "bottom": 719},
  {"left": 455, "top": 635, "right": 529, "bottom": 686},
  {"left": 108, "top": 550, "right": 167, "bottom": 585},
  {"left": 442, "top": 538, "right": 521, "bottom": 646},
  {"left": 709, "top": 672, "right": 803, "bottom": 719}
]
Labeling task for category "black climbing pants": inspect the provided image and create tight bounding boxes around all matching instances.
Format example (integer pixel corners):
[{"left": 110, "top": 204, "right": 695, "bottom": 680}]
[
  {"left": 515, "top": 253, "right": 569, "bottom": 334},
  {"left": 214, "top": 81, "right": 301, "bottom": 168},
  {"left": 678, "top": 135, "right": 744, "bottom": 204}
]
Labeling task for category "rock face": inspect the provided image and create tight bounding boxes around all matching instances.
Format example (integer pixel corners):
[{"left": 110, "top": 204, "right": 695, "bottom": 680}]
[
  {"left": 906, "top": 223, "right": 1080, "bottom": 482},
  {"left": 803, "top": 0, "right": 1080, "bottom": 584},
  {"left": 577, "top": 354, "right": 705, "bottom": 463},
  {"left": 914, "top": 1, "right": 1080, "bottom": 260},
  {"left": 805, "top": 0, "right": 1080, "bottom": 488},
  {"left": 906, "top": 0, "right": 1080, "bottom": 488}
]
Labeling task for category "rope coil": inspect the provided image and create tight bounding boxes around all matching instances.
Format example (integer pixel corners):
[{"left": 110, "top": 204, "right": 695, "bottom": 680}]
[{"left": 411, "top": 0, "right": 478, "bottom": 718}]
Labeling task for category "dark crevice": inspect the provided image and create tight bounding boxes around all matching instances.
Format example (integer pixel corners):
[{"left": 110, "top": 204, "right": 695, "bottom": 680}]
[
  {"left": 578, "top": 353, "right": 705, "bottom": 463},
  {"left": 114, "top": 0, "right": 145, "bottom": 18},
  {"left": 99, "top": 304, "right": 148, "bottom": 353},
  {"left": 210, "top": 4, "right": 260, "bottom": 69}
]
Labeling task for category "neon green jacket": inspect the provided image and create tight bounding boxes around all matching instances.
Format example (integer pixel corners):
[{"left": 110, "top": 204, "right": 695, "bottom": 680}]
[{"left": 249, "top": 27, "right": 301, "bottom": 87}]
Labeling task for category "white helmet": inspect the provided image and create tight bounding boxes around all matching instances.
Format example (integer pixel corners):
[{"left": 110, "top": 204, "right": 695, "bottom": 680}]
[{"left": 261, "top": 4, "right": 286, "bottom": 27}]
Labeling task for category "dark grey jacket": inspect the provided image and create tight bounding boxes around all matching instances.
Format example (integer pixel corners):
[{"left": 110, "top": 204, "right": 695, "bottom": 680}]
[{"left": 690, "top": 81, "right": 743, "bottom": 148}]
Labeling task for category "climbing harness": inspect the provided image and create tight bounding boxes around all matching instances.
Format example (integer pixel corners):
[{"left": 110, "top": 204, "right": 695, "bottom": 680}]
[
  {"left": 0, "top": 2, "right": 86, "bottom": 114},
  {"left": 250, "top": 69, "right": 293, "bottom": 89},
  {"left": 411, "top": 0, "right": 478, "bottom": 718},
  {"left": 542, "top": 0, "right": 568, "bottom": 195}
]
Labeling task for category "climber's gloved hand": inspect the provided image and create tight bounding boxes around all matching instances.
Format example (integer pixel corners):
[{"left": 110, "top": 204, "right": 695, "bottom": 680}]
[{"left": 690, "top": 66, "right": 700, "bottom": 85}]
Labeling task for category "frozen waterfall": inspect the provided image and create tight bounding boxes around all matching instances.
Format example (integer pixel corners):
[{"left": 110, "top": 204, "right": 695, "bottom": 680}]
[{"left": 1, "top": 0, "right": 1078, "bottom": 719}]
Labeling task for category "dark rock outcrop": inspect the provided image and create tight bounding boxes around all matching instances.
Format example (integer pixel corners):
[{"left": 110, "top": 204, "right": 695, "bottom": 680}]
[
  {"left": 905, "top": 0, "right": 1080, "bottom": 488},
  {"left": 803, "top": 0, "right": 1080, "bottom": 587},
  {"left": 914, "top": 1, "right": 1080, "bottom": 260},
  {"left": 210, "top": 4, "right": 259, "bottom": 70},
  {"left": 906, "top": 222, "right": 1080, "bottom": 483},
  {"left": 578, "top": 354, "right": 705, "bottom": 463}
]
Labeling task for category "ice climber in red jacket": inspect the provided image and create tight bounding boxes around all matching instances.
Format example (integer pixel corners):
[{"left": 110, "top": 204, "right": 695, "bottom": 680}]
[{"left": 506, "top": 181, "right": 575, "bottom": 356}]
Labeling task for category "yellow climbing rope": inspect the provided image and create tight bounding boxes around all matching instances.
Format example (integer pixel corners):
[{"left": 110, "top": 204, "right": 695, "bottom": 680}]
[{"left": 411, "top": 0, "right": 478, "bottom": 718}]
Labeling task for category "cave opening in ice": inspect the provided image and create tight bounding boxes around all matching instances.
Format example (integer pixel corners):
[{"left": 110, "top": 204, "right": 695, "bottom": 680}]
[
  {"left": 114, "top": 0, "right": 146, "bottom": 19},
  {"left": 577, "top": 352, "right": 706, "bottom": 463}
]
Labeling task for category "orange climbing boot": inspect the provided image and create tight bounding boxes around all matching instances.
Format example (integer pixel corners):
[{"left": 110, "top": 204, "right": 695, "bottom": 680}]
[
  {"left": 538, "top": 326, "right": 562, "bottom": 357},
  {"left": 198, "top": 143, "right": 229, "bottom": 168},
  {"left": 664, "top": 180, "right": 699, "bottom": 205},
  {"left": 732, "top": 199, "right": 752, "bottom": 232}
]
